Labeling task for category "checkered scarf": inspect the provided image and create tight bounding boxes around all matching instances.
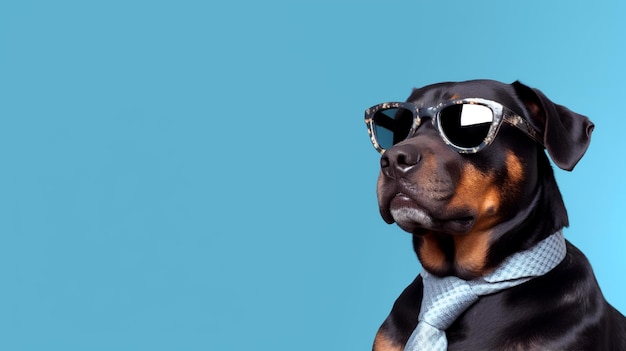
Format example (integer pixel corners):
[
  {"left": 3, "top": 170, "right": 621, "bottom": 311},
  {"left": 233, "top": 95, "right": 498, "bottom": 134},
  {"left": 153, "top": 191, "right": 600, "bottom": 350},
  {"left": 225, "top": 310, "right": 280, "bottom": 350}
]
[{"left": 404, "top": 231, "right": 567, "bottom": 351}]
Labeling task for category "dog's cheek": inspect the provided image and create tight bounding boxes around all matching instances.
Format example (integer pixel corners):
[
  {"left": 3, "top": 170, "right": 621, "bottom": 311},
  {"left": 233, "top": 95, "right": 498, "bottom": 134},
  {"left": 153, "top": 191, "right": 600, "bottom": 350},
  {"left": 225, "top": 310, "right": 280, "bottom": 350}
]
[
  {"left": 448, "top": 151, "right": 528, "bottom": 225},
  {"left": 475, "top": 188, "right": 502, "bottom": 228},
  {"left": 446, "top": 163, "right": 497, "bottom": 217}
]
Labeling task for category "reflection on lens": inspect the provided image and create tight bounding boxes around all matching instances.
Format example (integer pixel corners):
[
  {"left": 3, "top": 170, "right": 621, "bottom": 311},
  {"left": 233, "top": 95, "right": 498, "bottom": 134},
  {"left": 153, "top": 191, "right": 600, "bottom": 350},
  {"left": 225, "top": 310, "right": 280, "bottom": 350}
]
[
  {"left": 440, "top": 104, "right": 493, "bottom": 148},
  {"left": 373, "top": 107, "right": 413, "bottom": 149}
]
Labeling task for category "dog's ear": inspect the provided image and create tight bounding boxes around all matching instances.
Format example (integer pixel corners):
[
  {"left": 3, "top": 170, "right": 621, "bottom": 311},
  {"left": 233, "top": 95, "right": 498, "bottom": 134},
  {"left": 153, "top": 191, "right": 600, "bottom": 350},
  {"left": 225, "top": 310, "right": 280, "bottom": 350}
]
[{"left": 512, "top": 81, "right": 594, "bottom": 171}]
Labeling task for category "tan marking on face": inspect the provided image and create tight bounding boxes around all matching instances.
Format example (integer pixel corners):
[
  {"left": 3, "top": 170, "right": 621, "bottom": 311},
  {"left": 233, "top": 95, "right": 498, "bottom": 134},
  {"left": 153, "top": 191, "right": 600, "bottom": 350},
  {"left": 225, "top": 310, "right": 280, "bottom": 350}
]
[
  {"left": 449, "top": 93, "right": 462, "bottom": 100},
  {"left": 505, "top": 150, "right": 525, "bottom": 189},
  {"left": 373, "top": 330, "right": 403, "bottom": 351},
  {"left": 445, "top": 164, "right": 503, "bottom": 276},
  {"left": 417, "top": 234, "right": 447, "bottom": 272},
  {"left": 478, "top": 187, "right": 501, "bottom": 224},
  {"left": 446, "top": 163, "right": 495, "bottom": 212}
]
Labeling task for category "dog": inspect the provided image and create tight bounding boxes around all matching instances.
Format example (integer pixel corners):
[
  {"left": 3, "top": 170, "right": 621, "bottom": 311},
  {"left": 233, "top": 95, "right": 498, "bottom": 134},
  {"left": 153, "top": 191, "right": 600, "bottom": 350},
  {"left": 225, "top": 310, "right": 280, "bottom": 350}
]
[{"left": 364, "top": 80, "right": 626, "bottom": 350}]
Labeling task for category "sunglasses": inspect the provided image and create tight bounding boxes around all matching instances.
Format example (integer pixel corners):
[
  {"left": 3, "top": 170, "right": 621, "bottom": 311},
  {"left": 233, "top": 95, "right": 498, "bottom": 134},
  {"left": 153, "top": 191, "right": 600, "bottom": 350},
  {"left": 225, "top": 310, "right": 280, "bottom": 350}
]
[{"left": 364, "top": 98, "right": 542, "bottom": 154}]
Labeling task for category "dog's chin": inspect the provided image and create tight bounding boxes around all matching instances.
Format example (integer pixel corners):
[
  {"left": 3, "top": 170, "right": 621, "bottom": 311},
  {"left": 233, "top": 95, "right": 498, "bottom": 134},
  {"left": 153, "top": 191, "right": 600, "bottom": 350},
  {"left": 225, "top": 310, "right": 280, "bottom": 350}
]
[
  {"left": 385, "top": 195, "right": 475, "bottom": 235},
  {"left": 390, "top": 207, "right": 435, "bottom": 234}
]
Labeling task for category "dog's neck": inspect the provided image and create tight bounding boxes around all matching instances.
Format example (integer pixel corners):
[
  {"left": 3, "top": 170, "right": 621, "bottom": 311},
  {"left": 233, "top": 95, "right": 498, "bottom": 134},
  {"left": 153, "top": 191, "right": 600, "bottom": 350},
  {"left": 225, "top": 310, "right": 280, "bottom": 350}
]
[{"left": 406, "top": 230, "right": 567, "bottom": 350}]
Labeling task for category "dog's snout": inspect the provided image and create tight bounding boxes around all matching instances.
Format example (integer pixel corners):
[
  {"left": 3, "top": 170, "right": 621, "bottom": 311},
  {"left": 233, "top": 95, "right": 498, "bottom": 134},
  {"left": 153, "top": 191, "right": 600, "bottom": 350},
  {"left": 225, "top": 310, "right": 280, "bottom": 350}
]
[{"left": 381, "top": 145, "right": 421, "bottom": 177}]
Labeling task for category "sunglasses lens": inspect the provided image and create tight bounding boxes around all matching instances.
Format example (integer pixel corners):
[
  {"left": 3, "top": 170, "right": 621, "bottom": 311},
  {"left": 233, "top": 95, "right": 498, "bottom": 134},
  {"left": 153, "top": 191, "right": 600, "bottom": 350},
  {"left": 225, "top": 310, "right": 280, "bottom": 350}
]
[
  {"left": 372, "top": 107, "right": 414, "bottom": 150},
  {"left": 439, "top": 104, "right": 494, "bottom": 148}
]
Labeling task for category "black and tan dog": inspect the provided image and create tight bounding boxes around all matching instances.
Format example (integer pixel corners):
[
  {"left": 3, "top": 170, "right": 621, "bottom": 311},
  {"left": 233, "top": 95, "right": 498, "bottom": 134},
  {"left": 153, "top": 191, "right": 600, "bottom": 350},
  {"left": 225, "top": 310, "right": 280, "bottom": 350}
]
[{"left": 365, "top": 80, "right": 626, "bottom": 350}]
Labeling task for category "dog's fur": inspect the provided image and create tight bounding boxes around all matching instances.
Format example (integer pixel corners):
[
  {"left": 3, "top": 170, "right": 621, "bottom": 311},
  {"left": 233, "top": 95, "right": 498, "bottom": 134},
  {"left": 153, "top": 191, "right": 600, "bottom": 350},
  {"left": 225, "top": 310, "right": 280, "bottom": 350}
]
[{"left": 371, "top": 80, "right": 626, "bottom": 350}]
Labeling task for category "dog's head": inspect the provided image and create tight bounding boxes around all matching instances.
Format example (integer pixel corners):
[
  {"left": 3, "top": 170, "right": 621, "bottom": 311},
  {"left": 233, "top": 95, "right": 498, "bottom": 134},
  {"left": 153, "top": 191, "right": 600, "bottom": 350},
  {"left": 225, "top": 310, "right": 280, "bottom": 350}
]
[{"left": 369, "top": 80, "right": 594, "bottom": 279}]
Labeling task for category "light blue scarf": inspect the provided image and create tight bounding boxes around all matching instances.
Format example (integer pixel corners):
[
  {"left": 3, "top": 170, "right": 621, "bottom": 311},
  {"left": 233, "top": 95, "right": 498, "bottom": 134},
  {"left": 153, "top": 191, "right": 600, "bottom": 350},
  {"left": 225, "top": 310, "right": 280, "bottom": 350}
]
[{"left": 404, "top": 231, "right": 567, "bottom": 351}]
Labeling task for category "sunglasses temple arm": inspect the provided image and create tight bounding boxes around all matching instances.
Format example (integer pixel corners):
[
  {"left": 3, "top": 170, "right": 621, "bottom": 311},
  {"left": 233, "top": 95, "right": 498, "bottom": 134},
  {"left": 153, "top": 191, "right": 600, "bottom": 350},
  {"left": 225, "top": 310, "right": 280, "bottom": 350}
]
[{"left": 507, "top": 113, "right": 543, "bottom": 146}]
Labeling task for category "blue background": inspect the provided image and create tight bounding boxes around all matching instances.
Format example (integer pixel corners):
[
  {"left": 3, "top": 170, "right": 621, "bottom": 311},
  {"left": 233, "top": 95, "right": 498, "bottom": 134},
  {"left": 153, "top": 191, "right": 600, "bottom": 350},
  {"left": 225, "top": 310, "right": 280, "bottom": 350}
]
[{"left": 1, "top": 1, "right": 624, "bottom": 350}]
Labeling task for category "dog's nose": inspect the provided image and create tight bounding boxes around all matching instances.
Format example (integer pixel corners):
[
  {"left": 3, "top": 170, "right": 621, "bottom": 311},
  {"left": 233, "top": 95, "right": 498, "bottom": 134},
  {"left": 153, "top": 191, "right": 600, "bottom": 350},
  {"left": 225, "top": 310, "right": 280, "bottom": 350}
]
[{"left": 380, "top": 144, "right": 421, "bottom": 178}]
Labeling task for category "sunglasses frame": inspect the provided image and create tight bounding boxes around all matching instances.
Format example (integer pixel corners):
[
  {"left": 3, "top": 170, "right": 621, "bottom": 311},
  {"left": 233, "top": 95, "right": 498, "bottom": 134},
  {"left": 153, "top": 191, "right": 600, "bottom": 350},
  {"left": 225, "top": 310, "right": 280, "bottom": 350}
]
[{"left": 364, "top": 98, "right": 543, "bottom": 154}]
